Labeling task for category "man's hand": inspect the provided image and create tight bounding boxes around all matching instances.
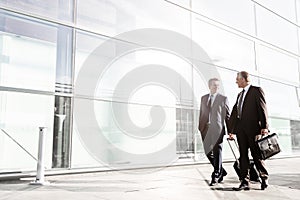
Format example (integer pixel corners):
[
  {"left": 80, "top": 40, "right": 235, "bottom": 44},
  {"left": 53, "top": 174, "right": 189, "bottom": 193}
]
[
  {"left": 228, "top": 133, "right": 235, "bottom": 140},
  {"left": 261, "top": 129, "right": 269, "bottom": 135}
]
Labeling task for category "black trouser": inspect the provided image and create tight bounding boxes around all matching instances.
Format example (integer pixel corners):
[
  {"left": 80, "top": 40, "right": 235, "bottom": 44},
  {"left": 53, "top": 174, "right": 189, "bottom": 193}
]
[{"left": 236, "top": 125, "right": 268, "bottom": 183}]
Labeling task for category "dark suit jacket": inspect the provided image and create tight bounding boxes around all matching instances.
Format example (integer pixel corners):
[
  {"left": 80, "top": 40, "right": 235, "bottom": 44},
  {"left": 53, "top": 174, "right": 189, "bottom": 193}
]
[
  {"left": 198, "top": 93, "right": 231, "bottom": 143},
  {"left": 230, "top": 85, "right": 268, "bottom": 136}
]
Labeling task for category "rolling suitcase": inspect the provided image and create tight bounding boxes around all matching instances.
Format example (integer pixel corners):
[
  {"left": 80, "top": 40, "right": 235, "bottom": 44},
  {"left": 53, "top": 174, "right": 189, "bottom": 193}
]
[{"left": 227, "top": 138, "right": 260, "bottom": 182}]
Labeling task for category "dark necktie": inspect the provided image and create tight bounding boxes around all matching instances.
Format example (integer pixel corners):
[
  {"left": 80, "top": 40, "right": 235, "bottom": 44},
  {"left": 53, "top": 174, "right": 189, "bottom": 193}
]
[
  {"left": 207, "top": 95, "right": 212, "bottom": 123},
  {"left": 208, "top": 95, "right": 212, "bottom": 110},
  {"left": 237, "top": 89, "right": 245, "bottom": 118}
]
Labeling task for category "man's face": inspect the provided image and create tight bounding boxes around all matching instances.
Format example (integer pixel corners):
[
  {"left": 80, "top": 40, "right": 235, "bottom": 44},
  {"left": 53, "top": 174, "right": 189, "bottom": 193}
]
[
  {"left": 236, "top": 75, "right": 245, "bottom": 88},
  {"left": 209, "top": 80, "right": 220, "bottom": 94}
]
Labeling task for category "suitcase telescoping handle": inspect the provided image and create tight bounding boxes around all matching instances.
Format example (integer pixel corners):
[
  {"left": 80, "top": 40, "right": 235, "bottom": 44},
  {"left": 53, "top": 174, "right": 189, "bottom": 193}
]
[{"left": 227, "top": 138, "right": 239, "bottom": 162}]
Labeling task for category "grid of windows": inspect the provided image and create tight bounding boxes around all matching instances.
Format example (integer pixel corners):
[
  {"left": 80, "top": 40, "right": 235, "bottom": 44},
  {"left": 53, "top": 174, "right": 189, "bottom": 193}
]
[{"left": 0, "top": 0, "right": 299, "bottom": 173}]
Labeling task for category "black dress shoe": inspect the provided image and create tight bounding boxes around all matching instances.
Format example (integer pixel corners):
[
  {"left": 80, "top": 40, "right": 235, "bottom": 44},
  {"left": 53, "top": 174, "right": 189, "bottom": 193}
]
[
  {"left": 218, "top": 170, "right": 228, "bottom": 183},
  {"left": 261, "top": 179, "right": 268, "bottom": 190},
  {"left": 233, "top": 183, "right": 250, "bottom": 191},
  {"left": 209, "top": 178, "right": 217, "bottom": 186}
]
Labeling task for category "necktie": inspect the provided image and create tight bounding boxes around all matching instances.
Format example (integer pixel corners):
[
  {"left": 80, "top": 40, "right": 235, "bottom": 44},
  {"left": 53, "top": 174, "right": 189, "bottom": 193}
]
[
  {"left": 237, "top": 89, "right": 245, "bottom": 118},
  {"left": 207, "top": 95, "right": 212, "bottom": 123},
  {"left": 207, "top": 95, "right": 212, "bottom": 110}
]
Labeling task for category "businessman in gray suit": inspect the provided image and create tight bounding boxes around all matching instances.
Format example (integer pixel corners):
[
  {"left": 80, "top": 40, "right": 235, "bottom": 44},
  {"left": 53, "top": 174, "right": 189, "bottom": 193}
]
[{"left": 198, "top": 78, "right": 231, "bottom": 186}]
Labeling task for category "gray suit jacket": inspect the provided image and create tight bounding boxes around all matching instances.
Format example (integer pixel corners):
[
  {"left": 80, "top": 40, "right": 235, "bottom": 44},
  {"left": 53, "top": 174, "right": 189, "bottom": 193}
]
[{"left": 198, "top": 93, "right": 231, "bottom": 144}]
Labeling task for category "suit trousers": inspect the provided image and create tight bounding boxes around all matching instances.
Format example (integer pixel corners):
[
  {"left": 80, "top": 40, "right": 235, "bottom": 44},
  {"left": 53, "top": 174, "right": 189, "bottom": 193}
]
[
  {"left": 202, "top": 124, "right": 226, "bottom": 178},
  {"left": 205, "top": 142, "right": 225, "bottom": 178},
  {"left": 235, "top": 120, "right": 268, "bottom": 182}
]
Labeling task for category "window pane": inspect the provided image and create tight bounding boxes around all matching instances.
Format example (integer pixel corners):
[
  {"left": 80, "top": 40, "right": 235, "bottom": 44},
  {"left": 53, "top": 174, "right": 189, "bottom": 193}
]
[
  {"left": 168, "top": 0, "right": 191, "bottom": 9},
  {"left": 296, "top": 0, "right": 300, "bottom": 25},
  {"left": 0, "top": 91, "right": 54, "bottom": 172},
  {"left": 72, "top": 99, "right": 176, "bottom": 169},
  {"left": 256, "top": 44, "right": 299, "bottom": 85},
  {"left": 0, "top": 0, "right": 74, "bottom": 22},
  {"left": 269, "top": 118, "right": 292, "bottom": 156},
  {"left": 76, "top": 0, "right": 190, "bottom": 38},
  {"left": 254, "top": 0, "right": 296, "bottom": 22},
  {"left": 75, "top": 31, "right": 194, "bottom": 106},
  {"left": 192, "top": 0, "right": 255, "bottom": 34},
  {"left": 260, "top": 79, "right": 300, "bottom": 119},
  {"left": 256, "top": 5, "right": 298, "bottom": 54},
  {"left": 192, "top": 16, "right": 255, "bottom": 72},
  {"left": 216, "top": 68, "right": 259, "bottom": 108},
  {"left": 0, "top": 12, "right": 56, "bottom": 91},
  {"left": 291, "top": 120, "right": 300, "bottom": 152}
]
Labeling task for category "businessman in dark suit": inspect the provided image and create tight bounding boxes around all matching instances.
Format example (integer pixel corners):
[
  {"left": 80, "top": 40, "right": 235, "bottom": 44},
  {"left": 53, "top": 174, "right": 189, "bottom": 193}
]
[
  {"left": 198, "top": 78, "right": 231, "bottom": 186},
  {"left": 229, "top": 71, "right": 269, "bottom": 191}
]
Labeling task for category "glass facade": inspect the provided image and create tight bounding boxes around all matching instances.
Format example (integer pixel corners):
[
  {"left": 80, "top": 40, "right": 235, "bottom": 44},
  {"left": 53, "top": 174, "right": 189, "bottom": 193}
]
[{"left": 0, "top": 0, "right": 300, "bottom": 173}]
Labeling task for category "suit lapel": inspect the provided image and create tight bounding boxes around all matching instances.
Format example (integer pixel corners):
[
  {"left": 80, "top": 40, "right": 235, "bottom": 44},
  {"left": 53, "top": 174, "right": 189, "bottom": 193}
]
[{"left": 242, "top": 85, "right": 252, "bottom": 110}]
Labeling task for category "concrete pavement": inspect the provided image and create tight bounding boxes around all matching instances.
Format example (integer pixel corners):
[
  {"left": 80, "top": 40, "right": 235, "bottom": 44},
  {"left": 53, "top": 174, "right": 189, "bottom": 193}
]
[{"left": 0, "top": 157, "right": 300, "bottom": 200}]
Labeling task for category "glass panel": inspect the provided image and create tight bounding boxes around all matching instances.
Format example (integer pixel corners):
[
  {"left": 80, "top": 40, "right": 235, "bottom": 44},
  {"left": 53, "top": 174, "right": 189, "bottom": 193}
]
[
  {"left": 75, "top": 30, "right": 201, "bottom": 164},
  {"left": 192, "top": 0, "right": 255, "bottom": 34},
  {"left": 168, "top": 0, "right": 191, "bottom": 9},
  {"left": 76, "top": 0, "right": 190, "bottom": 38},
  {"left": 0, "top": 12, "right": 57, "bottom": 91},
  {"left": 215, "top": 68, "right": 239, "bottom": 109},
  {"left": 192, "top": 16, "right": 256, "bottom": 73},
  {"left": 0, "top": 0, "right": 74, "bottom": 23},
  {"left": 72, "top": 99, "right": 177, "bottom": 169},
  {"left": 71, "top": 126, "right": 100, "bottom": 168},
  {"left": 296, "top": 0, "right": 300, "bottom": 25},
  {"left": 0, "top": 91, "right": 54, "bottom": 172},
  {"left": 256, "top": 44, "right": 299, "bottom": 85},
  {"left": 256, "top": 5, "right": 298, "bottom": 54},
  {"left": 291, "top": 120, "right": 300, "bottom": 153},
  {"left": 254, "top": 0, "right": 297, "bottom": 22},
  {"left": 55, "top": 25, "right": 73, "bottom": 92},
  {"left": 75, "top": 31, "right": 194, "bottom": 106},
  {"left": 176, "top": 108, "right": 194, "bottom": 155},
  {"left": 297, "top": 87, "right": 300, "bottom": 106},
  {"left": 269, "top": 118, "right": 292, "bottom": 156},
  {"left": 260, "top": 79, "right": 300, "bottom": 119}
]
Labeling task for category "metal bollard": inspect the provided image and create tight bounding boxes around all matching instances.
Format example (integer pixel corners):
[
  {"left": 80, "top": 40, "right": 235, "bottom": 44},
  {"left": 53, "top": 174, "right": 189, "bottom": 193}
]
[{"left": 30, "top": 127, "right": 49, "bottom": 185}]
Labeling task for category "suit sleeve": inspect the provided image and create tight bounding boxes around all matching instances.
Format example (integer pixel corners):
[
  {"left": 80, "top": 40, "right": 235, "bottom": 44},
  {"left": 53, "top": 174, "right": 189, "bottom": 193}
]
[
  {"left": 198, "top": 96, "right": 203, "bottom": 131},
  {"left": 229, "top": 95, "right": 238, "bottom": 134},
  {"left": 224, "top": 96, "right": 231, "bottom": 134},
  {"left": 256, "top": 87, "right": 269, "bottom": 129}
]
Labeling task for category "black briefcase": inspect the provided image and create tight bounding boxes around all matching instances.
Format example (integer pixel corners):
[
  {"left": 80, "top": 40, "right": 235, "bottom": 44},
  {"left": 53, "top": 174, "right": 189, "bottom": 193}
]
[{"left": 256, "top": 133, "right": 281, "bottom": 160}]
